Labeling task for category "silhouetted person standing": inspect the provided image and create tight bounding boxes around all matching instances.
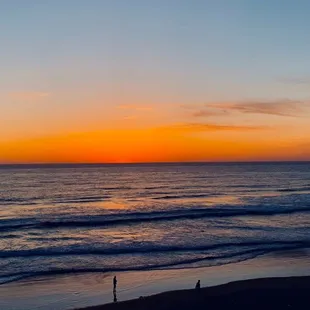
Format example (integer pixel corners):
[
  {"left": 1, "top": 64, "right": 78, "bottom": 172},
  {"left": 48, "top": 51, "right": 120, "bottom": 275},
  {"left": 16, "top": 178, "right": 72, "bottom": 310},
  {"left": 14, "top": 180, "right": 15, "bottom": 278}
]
[
  {"left": 113, "top": 276, "right": 117, "bottom": 291},
  {"left": 195, "top": 280, "right": 200, "bottom": 290}
]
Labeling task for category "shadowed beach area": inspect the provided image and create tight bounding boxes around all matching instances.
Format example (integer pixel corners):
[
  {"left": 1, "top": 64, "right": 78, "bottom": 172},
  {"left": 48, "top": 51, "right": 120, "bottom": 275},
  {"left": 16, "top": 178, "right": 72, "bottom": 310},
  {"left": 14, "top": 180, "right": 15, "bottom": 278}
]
[{"left": 78, "top": 276, "right": 310, "bottom": 310}]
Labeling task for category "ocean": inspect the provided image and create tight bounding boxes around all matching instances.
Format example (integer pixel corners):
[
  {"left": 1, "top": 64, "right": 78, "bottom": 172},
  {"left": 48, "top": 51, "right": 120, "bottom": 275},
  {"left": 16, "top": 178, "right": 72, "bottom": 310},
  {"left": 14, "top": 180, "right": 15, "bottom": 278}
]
[{"left": 1, "top": 162, "right": 310, "bottom": 290}]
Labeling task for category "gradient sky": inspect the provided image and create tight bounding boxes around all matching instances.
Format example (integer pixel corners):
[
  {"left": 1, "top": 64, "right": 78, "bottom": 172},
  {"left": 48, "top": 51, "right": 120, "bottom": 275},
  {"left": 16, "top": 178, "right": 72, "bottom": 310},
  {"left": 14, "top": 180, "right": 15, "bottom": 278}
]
[{"left": 1, "top": 0, "right": 310, "bottom": 163}]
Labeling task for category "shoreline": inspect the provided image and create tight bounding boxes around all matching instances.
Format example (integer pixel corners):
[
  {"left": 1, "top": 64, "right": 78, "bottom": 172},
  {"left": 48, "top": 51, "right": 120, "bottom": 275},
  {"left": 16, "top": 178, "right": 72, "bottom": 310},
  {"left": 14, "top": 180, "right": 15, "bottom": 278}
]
[
  {"left": 2, "top": 252, "right": 310, "bottom": 309},
  {"left": 78, "top": 276, "right": 310, "bottom": 309}
]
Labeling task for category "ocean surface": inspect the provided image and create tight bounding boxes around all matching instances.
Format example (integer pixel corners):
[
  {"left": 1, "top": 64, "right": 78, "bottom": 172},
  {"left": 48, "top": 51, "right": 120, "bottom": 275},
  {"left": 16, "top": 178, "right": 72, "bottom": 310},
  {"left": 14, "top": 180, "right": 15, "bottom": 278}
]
[{"left": 1, "top": 162, "right": 310, "bottom": 286}]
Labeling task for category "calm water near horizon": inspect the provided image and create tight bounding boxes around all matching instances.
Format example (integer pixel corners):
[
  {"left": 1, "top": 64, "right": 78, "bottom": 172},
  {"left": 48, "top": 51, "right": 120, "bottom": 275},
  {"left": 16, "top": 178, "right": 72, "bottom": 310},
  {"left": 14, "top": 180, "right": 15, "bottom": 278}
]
[{"left": 1, "top": 162, "right": 310, "bottom": 287}]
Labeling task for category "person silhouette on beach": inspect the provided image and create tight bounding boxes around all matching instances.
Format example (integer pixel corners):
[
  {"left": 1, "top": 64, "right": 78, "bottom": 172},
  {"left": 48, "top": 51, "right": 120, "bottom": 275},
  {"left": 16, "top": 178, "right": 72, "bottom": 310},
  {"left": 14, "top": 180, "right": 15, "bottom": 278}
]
[
  {"left": 113, "top": 276, "right": 117, "bottom": 291},
  {"left": 195, "top": 280, "right": 201, "bottom": 290}
]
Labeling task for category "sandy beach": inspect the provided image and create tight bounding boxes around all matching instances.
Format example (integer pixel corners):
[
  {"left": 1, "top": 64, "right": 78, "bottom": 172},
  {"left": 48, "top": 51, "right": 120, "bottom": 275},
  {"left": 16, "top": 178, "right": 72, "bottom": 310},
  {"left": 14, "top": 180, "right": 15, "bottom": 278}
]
[{"left": 79, "top": 276, "right": 310, "bottom": 310}]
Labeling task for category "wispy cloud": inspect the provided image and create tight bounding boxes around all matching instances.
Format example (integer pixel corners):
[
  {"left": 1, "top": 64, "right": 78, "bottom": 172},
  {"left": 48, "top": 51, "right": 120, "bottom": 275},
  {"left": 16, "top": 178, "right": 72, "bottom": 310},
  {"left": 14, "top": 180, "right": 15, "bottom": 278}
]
[
  {"left": 210, "top": 99, "right": 305, "bottom": 117},
  {"left": 278, "top": 77, "right": 310, "bottom": 85},
  {"left": 184, "top": 99, "right": 308, "bottom": 118},
  {"left": 159, "top": 122, "right": 264, "bottom": 133},
  {"left": 117, "top": 104, "right": 153, "bottom": 111},
  {"left": 180, "top": 104, "right": 228, "bottom": 118},
  {"left": 192, "top": 110, "right": 226, "bottom": 117},
  {"left": 7, "top": 91, "right": 51, "bottom": 101},
  {"left": 123, "top": 115, "right": 138, "bottom": 120}
]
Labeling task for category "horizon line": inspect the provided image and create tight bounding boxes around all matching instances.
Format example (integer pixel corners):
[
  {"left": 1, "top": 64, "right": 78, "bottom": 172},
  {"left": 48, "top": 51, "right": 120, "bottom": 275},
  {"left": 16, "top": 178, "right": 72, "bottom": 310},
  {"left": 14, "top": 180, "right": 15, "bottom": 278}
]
[{"left": 0, "top": 160, "right": 310, "bottom": 167}]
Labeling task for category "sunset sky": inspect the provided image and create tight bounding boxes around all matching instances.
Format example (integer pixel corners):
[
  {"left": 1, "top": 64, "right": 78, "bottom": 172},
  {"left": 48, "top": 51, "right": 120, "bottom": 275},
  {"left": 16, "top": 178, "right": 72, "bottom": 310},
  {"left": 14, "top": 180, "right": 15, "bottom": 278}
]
[{"left": 1, "top": 1, "right": 310, "bottom": 163}]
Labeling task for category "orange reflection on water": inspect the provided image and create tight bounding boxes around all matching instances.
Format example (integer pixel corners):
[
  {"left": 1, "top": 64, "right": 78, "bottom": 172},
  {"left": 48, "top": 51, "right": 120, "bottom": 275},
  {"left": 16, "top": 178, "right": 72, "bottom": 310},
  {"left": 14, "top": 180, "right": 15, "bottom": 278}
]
[
  {"left": 204, "top": 195, "right": 241, "bottom": 205},
  {"left": 171, "top": 195, "right": 241, "bottom": 207},
  {"left": 101, "top": 229, "right": 155, "bottom": 242},
  {"left": 86, "top": 199, "right": 133, "bottom": 210}
]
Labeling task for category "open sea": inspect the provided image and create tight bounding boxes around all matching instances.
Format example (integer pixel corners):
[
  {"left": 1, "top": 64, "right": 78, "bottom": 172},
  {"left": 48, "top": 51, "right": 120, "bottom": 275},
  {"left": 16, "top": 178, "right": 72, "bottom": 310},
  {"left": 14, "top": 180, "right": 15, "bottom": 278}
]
[{"left": 1, "top": 162, "right": 310, "bottom": 288}]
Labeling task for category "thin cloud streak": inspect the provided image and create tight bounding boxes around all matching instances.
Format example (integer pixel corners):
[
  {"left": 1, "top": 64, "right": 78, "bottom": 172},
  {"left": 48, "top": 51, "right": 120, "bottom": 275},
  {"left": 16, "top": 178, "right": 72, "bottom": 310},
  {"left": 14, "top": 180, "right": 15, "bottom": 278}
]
[
  {"left": 278, "top": 77, "right": 310, "bottom": 85},
  {"left": 159, "top": 123, "right": 265, "bottom": 132},
  {"left": 212, "top": 100, "right": 302, "bottom": 117},
  {"left": 180, "top": 104, "right": 228, "bottom": 118},
  {"left": 123, "top": 115, "right": 138, "bottom": 120},
  {"left": 184, "top": 99, "right": 308, "bottom": 118},
  {"left": 117, "top": 104, "right": 153, "bottom": 111},
  {"left": 192, "top": 110, "right": 228, "bottom": 118}
]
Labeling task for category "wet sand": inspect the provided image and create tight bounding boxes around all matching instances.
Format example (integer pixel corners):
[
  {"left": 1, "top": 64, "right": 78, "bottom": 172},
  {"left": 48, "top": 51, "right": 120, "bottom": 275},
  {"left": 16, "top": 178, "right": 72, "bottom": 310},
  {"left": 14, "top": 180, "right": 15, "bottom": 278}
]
[
  {"left": 2, "top": 253, "right": 310, "bottom": 309},
  {"left": 78, "top": 276, "right": 310, "bottom": 310}
]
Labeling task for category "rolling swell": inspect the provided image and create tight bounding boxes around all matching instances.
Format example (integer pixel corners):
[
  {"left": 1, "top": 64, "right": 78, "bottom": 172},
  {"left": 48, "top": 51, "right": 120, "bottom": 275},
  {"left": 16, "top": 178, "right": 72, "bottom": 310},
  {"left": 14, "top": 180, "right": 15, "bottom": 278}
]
[
  {"left": 278, "top": 186, "right": 310, "bottom": 193},
  {"left": 1, "top": 242, "right": 309, "bottom": 285},
  {"left": 52, "top": 196, "right": 111, "bottom": 204},
  {"left": 152, "top": 194, "right": 212, "bottom": 200},
  {"left": 0, "top": 249, "right": 266, "bottom": 285},
  {"left": 0, "top": 197, "right": 38, "bottom": 206},
  {"left": 1, "top": 205, "right": 310, "bottom": 233},
  {"left": 1, "top": 240, "right": 309, "bottom": 258}
]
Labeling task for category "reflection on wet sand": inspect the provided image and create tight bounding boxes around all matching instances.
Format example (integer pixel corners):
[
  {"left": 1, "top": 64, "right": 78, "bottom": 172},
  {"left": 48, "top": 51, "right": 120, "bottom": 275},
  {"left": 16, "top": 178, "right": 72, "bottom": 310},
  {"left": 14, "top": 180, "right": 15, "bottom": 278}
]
[{"left": 113, "top": 290, "right": 117, "bottom": 303}]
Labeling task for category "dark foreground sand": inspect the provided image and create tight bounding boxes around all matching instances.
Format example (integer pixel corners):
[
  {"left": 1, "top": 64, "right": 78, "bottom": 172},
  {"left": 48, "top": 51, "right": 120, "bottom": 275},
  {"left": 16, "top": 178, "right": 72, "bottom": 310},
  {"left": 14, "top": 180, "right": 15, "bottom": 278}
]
[{"left": 78, "top": 276, "right": 310, "bottom": 310}]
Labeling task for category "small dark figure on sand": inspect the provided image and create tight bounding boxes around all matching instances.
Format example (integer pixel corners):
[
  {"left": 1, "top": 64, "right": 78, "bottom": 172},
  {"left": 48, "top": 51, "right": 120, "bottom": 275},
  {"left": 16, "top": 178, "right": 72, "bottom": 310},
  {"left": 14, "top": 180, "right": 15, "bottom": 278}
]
[
  {"left": 113, "top": 276, "right": 117, "bottom": 291},
  {"left": 195, "top": 280, "right": 201, "bottom": 290}
]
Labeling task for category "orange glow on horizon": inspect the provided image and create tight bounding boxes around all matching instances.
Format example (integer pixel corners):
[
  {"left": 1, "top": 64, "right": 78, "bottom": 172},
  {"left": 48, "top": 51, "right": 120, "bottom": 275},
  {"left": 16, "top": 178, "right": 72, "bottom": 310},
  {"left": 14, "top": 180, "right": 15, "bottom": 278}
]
[{"left": 1, "top": 125, "right": 309, "bottom": 164}]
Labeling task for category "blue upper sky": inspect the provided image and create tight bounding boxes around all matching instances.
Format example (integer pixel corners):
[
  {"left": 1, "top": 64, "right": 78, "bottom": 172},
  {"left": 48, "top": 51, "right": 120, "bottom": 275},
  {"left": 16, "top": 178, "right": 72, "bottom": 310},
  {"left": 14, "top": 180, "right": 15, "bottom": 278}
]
[{"left": 1, "top": 0, "right": 310, "bottom": 100}]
